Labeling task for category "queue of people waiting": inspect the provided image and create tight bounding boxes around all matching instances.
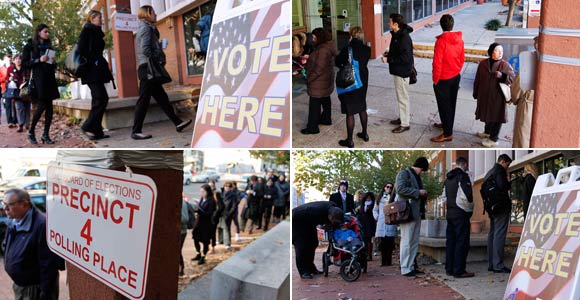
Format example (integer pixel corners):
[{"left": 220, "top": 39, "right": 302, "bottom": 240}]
[
  {"left": 179, "top": 173, "right": 291, "bottom": 276},
  {"left": 293, "top": 154, "right": 534, "bottom": 280},
  {"left": 0, "top": 6, "right": 192, "bottom": 145},
  {"left": 293, "top": 13, "right": 533, "bottom": 148}
]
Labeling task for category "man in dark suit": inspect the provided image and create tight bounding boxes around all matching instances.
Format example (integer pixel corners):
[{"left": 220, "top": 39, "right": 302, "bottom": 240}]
[{"left": 329, "top": 179, "right": 355, "bottom": 214}]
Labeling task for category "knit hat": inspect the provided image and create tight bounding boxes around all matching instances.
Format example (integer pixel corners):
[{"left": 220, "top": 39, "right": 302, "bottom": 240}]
[{"left": 413, "top": 157, "right": 429, "bottom": 172}]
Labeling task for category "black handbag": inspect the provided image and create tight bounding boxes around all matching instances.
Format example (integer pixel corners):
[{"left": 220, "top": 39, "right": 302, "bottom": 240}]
[
  {"left": 19, "top": 70, "right": 36, "bottom": 100},
  {"left": 147, "top": 58, "right": 172, "bottom": 84},
  {"left": 336, "top": 56, "right": 356, "bottom": 88},
  {"left": 65, "top": 44, "right": 88, "bottom": 77},
  {"left": 409, "top": 65, "right": 417, "bottom": 85}
]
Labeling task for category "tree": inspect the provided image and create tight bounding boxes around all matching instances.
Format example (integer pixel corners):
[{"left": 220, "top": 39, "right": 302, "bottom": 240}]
[
  {"left": 505, "top": 0, "right": 517, "bottom": 27},
  {"left": 0, "top": 0, "right": 101, "bottom": 78},
  {"left": 292, "top": 150, "right": 443, "bottom": 200},
  {"left": 249, "top": 150, "right": 290, "bottom": 166}
]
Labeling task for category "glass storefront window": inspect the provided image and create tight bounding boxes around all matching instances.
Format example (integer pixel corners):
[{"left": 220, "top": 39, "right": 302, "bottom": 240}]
[
  {"left": 400, "top": 0, "right": 413, "bottom": 23},
  {"left": 383, "top": 0, "right": 399, "bottom": 34},
  {"left": 183, "top": 0, "right": 217, "bottom": 76},
  {"left": 436, "top": 0, "right": 444, "bottom": 12},
  {"left": 293, "top": 0, "right": 305, "bottom": 29}
]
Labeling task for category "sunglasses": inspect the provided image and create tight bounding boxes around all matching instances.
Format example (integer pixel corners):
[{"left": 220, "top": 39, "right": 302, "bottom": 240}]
[{"left": 385, "top": 186, "right": 393, "bottom": 189}]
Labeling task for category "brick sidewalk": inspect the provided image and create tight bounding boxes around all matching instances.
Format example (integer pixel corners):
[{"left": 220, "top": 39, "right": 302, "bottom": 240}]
[{"left": 292, "top": 246, "right": 464, "bottom": 300}]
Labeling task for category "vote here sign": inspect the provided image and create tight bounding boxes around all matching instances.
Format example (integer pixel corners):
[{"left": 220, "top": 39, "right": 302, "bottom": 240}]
[
  {"left": 46, "top": 162, "right": 157, "bottom": 300},
  {"left": 191, "top": 0, "right": 291, "bottom": 148},
  {"left": 504, "top": 166, "right": 580, "bottom": 300}
]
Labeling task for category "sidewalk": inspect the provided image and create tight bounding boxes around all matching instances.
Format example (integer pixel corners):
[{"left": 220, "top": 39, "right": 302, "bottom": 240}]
[
  {"left": 292, "top": 2, "right": 516, "bottom": 148},
  {"left": 292, "top": 247, "right": 465, "bottom": 300}
]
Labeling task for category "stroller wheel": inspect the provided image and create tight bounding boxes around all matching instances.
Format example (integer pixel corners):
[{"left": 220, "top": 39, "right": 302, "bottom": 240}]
[
  {"left": 322, "top": 252, "right": 329, "bottom": 277},
  {"left": 340, "top": 260, "right": 362, "bottom": 282}
]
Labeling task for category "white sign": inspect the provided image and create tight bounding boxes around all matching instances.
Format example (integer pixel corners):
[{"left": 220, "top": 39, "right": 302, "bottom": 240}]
[
  {"left": 374, "top": 3, "right": 382, "bottom": 15},
  {"left": 46, "top": 162, "right": 157, "bottom": 300},
  {"left": 114, "top": 13, "right": 138, "bottom": 32},
  {"left": 528, "top": 0, "right": 541, "bottom": 17}
]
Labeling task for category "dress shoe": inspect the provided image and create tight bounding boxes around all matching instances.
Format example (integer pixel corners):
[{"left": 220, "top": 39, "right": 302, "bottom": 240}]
[
  {"left": 300, "top": 273, "right": 314, "bottom": 279},
  {"left": 402, "top": 271, "right": 416, "bottom": 277},
  {"left": 176, "top": 119, "right": 193, "bottom": 132},
  {"left": 300, "top": 128, "right": 319, "bottom": 135},
  {"left": 312, "top": 269, "right": 323, "bottom": 275},
  {"left": 488, "top": 267, "right": 494, "bottom": 272},
  {"left": 192, "top": 254, "right": 202, "bottom": 261},
  {"left": 356, "top": 132, "right": 369, "bottom": 142},
  {"left": 492, "top": 267, "right": 511, "bottom": 273},
  {"left": 392, "top": 126, "right": 410, "bottom": 133},
  {"left": 454, "top": 272, "right": 475, "bottom": 278},
  {"left": 390, "top": 118, "right": 401, "bottom": 125},
  {"left": 97, "top": 134, "right": 111, "bottom": 139},
  {"left": 338, "top": 139, "right": 354, "bottom": 148},
  {"left": 132, "top": 133, "right": 153, "bottom": 140},
  {"left": 413, "top": 270, "right": 425, "bottom": 275},
  {"left": 433, "top": 123, "right": 443, "bottom": 129},
  {"left": 319, "top": 120, "right": 332, "bottom": 126},
  {"left": 430, "top": 134, "right": 453, "bottom": 143}
]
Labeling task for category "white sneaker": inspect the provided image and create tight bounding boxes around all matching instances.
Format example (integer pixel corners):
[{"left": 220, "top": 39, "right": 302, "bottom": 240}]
[
  {"left": 476, "top": 132, "right": 490, "bottom": 139},
  {"left": 235, "top": 233, "right": 240, "bottom": 242},
  {"left": 482, "top": 138, "right": 499, "bottom": 148}
]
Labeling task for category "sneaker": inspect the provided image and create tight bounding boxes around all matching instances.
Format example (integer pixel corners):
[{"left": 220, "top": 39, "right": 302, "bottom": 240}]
[
  {"left": 131, "top": 133, "right": 152, "bottom": 140},
  {"left": 476, "top": 132, "right": 490, "bottom": 139},
  {"left": 225, "top": 246, "right": 232, "bottom": 251},
  {"left": 482, "top": 138, "right": 499, "bottom": 148}
]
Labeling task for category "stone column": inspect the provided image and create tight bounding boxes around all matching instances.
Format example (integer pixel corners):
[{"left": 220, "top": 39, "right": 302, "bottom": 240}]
[{"left": 530, "top": 0, "right": 580, "bottom": 147}]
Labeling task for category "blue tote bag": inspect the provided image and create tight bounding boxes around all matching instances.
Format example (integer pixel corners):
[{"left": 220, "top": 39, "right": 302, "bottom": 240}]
[{"left": 336, "top": 48, "right": 363, "bottom": 95}]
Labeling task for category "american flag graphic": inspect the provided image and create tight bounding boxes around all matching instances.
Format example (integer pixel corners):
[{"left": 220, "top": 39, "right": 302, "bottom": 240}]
[
  {"left": 503, "top": 189, "right": 580, "bottom": 300},
  {"left": 191, "top": 0, "right": 290, "bottom": 148}
]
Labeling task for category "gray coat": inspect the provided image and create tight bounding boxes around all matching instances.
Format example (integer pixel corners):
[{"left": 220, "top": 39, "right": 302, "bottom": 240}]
[
  {"left": 395, "top": 167, "right": 422, "bottom": 221},
  {"left": 136, "top": 20, "right": 166, "bottom": 67}
]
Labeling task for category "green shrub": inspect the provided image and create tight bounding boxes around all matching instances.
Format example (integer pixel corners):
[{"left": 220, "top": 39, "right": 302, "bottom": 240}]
[{"left": 485, "top": 19, "right": 502, "bottom": 31}]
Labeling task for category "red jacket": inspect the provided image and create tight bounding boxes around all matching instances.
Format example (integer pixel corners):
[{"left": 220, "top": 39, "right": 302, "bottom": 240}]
[
  {"left": 0, "top": 65, "right": 7, "bottom": 93},
  {"left": 432, "top": 31, "right": 465, "bottom": 84}
]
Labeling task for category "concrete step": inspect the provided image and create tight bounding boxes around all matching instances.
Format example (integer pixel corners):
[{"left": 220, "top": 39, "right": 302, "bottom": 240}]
[{"left": 54, "top": 87, "right": 200, "bottom": 130}]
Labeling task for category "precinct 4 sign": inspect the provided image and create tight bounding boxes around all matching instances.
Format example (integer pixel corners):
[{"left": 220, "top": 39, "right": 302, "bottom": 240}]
[
  {"left": 46, "top": 162, "right": 157, "bottom": 300},
  {"left": 504, "top": 166, "right": 580, "bottom": 300}
]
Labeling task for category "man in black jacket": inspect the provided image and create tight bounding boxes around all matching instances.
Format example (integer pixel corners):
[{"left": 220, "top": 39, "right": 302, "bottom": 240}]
[
  {"left": 329, "top": 179, "right": 355, "bottom": 214},
  {"left": 484, "top": 154, "right": 513, "bottom": 273},
  {"left": 382, "top": 13, "right": 414, "bottom": 134},
  {"left": 444, "top": 156, "right": 474, "bottom": 278},
  {"left": 292, "top": 201, "right": 343, "bottom": 279},
  {"left": 2, "top": 188, "right": 64, "bottom": 300},
  {"left": 218, "top": 182, "right": 239, "bottom": 250}
]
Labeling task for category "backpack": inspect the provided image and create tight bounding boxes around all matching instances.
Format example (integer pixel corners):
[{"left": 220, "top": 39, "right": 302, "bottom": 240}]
[{"left": 480, "top": 176, "right": 507, "bottom": 215}]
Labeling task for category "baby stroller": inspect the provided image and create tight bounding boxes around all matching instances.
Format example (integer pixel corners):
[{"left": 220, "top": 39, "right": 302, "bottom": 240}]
[{"left": 317, "top": 213, "right": 367, "bottom": 282}]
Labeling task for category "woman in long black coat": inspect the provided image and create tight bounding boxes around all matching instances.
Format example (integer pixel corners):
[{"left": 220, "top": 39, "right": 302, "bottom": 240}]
[
  {"left": 22, "top": 24, "right": 60, "bottom": 145},
  {"left": 192, "top": 184, "right": 216, "bottom": 265},
  {"left": 357, "top": 192, "right": 377, "bottom": 260},
  {"left": 78, "top": 10, "right": 114, "bottom": 140},
  {"left": 335, "top": 26, "right": 371, "bottom": 148},
  {"left": 521, "top": 163, "right": 537, "bottom": 220}
]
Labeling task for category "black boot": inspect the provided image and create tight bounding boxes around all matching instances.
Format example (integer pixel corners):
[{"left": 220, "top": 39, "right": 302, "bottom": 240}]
[
  {"left": 198, "top": 256, "right": 206, "bottom": 265},
  {"left": 192, "top": 253, "right": 202, "bottom": 261},
  {"left": 41, "top": 135, "right": 55, "bottom": 145},
  {"left": 28, "top": 131, "right": 38, "bottom": 144}
]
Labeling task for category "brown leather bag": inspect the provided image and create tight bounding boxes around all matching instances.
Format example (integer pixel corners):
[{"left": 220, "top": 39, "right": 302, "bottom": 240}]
[{"left": 384, "top": 198, "right": 412, "bottom": 225}]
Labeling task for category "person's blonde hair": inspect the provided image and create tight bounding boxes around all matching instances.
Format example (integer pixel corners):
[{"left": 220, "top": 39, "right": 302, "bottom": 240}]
[
  {"left": 524, "top": 163, "right": 538, "bottom": 178},
  {"left": 86, "top": 10, "right": 102, "bottom": 24},
  {"left": 349, "top": 26, "right": 364, "bottom": 41},
  {"left": 354, "top": 189, "right": 364, "bottom": 202},
  {"left": 138, "top": 5, "right": 155, "bottom": 21}
]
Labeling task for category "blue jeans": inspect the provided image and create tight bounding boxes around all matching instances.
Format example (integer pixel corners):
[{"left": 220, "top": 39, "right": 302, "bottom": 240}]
[
  {"left": 15, "top": 100, "right": 31, "bottom": 127},
  {"left": 3, "top": 97, "right": 18, "bottom": 124}
]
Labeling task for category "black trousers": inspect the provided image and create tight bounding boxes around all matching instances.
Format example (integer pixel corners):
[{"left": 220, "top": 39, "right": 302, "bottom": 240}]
[
  {"left": 179, "top": 232, "right": 187, "bottom": 270},
  {"left": 484, "top": 122, "right": 502, "bottom": 142},
  {"left": 263, "top": 204, "right": 273, "bottom": 230},
  {"left": 434, "top": 75, "right": 461, "bottom": 137},
  {"left": 194, "top": 238, "right": 210, "bottom": 256},
  {"left": 81, "top": 83, "right": 109, "bottom": 135},
  {"left": 30, "top": 99, "right": 53, "bottom": 136},
  {"left": 306, "top": 96, "right": 331, "bottom": 132},
  {"left": 132, "top": 78, "right": 182, "bottom": 134},
  {"left": 379, "top": 236, "right": 395, "bottom": 266},
  {"left": 293, "top": 225, "right": 319, "bottom": 275},
  {"left": 445, "top": 216, "right": 471, "bottom": 275}
]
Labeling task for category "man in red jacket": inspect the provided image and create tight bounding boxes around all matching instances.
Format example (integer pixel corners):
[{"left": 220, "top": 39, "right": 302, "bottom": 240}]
[{"left": 431, "top": 14, "right": 464, "bottom": 142}]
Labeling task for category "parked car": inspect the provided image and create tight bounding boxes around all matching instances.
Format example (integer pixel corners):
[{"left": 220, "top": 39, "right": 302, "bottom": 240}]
[
  {"left": 0, "top": 177, "right": 47, "bottom": 194},
  {"left": 183, "top": 168, "right": 193, "bottom": 185},
  {"left": 192, "top": 170, "right": 220, "bottom": 183}
]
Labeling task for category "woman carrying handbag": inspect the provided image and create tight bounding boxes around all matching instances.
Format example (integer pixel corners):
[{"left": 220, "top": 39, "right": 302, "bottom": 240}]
[
  {"left": 132, "top": 5, "right": 192, "bottom": 140},
  {"left": 334, "top": 26, "right": 371, "bottom": 148}
]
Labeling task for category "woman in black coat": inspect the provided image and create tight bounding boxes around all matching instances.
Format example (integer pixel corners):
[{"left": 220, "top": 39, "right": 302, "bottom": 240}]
[
  {"left": 77, "top": 10, "right": 114, "bottom": 140},
  {"left": 522, "top": 163, "right": 537, "bottom": 220},
  {"left": 192, "top": 184, "right": 216, "bottom": 265},
  {"left": 22, "top": 24, "right": 60, "bottom": 144},
  {"left": 356, "top": 191, "right": 376, "bottom": 260},
  {"left": 335, "top": 26, "right": 371, "bottom": 148}
]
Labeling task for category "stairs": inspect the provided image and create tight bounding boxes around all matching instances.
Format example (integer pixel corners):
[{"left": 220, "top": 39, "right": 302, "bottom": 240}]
[{"left": 413, "top": 42, "right": 488, "bottom": 63}]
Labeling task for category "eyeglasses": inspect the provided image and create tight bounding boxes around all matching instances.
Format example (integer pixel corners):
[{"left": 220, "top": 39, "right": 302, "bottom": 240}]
[
  {"left": 385, "top": 186, "right": 393, "bottom": 189},
  {"left": 1, "top": 200, "right": 22, "bottom": 208}
]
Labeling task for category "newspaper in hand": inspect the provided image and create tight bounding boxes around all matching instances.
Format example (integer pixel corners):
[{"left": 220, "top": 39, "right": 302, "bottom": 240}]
[{"left": 45, "top": 49, "right": 56, "bottom": 64}]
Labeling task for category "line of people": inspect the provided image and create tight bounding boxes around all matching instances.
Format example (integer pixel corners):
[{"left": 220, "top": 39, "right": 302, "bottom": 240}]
[
  {"left": 293, "top": 154, "right": 527, "bottom": 280},
  {"left": 0, "top": 6, "right": 192, "bottom": 145},
  {"left": 296, "top": 13, "right": 515, "bottom": 148},
  {"left": 179, "top": 173, "right": 290, "bottom": 276}
]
